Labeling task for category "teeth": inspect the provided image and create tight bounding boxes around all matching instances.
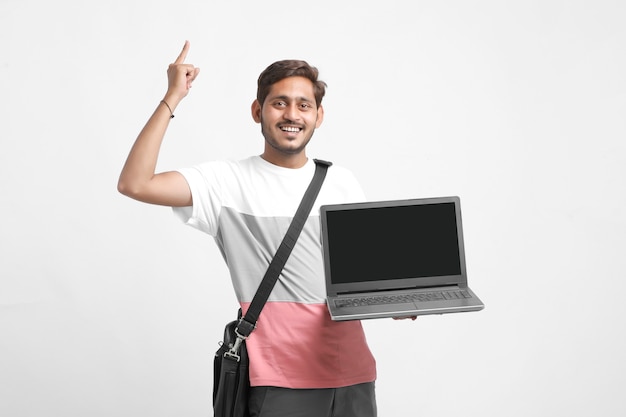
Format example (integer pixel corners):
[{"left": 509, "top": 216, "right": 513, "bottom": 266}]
[{"left": 281, "top": 126, "right": 301, "bottom": 132}]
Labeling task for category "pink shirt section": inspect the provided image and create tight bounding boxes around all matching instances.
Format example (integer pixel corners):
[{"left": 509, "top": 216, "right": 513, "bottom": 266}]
[{"left": 241, "top": 302, "right": 376, "bottom": 388}]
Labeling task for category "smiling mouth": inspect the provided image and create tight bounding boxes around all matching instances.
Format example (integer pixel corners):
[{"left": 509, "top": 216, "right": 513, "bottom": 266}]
[{"left": 280, "top": 125, "right": 303, "bottom": 133}]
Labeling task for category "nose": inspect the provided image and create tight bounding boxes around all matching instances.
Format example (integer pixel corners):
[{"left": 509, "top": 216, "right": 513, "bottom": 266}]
[{"left": 282, "top": 103, "right": 300, "bottom": 122}]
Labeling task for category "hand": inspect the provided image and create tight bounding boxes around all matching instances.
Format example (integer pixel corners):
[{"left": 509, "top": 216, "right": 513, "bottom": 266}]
[
  {"left": 393, "top": 316, "right": 417, "bottom": 321},
  {"left": 165, "top": 40, "right": 200, "bottom": 104}
]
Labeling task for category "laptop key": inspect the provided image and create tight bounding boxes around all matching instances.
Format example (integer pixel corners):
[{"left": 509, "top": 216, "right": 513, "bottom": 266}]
[{"left": 443, "top": 290, "right": 472, "bottom": 300}]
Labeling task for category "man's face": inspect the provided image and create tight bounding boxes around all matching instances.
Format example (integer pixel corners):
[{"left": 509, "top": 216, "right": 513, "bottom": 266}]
[{"left": 252, "top": 76, "right": 324, "bottom": 163}]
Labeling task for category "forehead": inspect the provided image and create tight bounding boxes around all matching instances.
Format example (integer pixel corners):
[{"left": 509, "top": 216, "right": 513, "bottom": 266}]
[{"left": 266, "top": 76, "right": 316, "bottom": 101}]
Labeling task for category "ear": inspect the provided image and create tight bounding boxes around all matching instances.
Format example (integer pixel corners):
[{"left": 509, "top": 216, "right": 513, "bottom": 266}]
[
  {"left": 251, "top": 100, "right": 262, "bottom": 123},
  {"left": 315, "top": 104, "right": 324, "bottom": 128}
]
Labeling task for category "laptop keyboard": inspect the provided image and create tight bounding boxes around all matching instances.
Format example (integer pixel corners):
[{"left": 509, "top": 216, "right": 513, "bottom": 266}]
[{"left": 334, "top": 290, "right": 472, "bottom": 308}]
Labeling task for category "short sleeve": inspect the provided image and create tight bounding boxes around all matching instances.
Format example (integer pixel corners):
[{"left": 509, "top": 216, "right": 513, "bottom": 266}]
[{"left": 171, "top": 163, "right": 224, "bottom": 236}]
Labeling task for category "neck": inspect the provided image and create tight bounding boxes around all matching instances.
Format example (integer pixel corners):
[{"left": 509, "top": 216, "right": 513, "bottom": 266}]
[{"left": 260, "top": 151, "right": 308, "bottom": 169}]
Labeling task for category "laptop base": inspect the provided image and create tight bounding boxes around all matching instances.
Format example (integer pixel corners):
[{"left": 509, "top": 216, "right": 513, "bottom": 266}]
[{"left": 327, "top": 287, "right": 484, "bottom": 321}]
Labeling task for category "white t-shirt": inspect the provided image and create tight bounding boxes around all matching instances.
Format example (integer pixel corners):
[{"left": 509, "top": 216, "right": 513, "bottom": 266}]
[{"left": 173, "top": 156, "right": 376, "bottom": 388}]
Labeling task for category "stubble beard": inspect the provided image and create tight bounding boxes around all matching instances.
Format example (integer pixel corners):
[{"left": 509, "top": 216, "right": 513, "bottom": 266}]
[{"left": 260, "top": 117, "right": 316, "bottom": 156}]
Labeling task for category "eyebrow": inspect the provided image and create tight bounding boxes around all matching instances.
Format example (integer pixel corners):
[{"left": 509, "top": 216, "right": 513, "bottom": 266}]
[{"left": 270, "top": 95, "right": 314, "bottom": 103}]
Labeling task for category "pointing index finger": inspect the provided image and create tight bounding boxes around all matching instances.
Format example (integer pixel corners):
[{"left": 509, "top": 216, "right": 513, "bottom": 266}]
[{"left": 174, "top": 40, "right": 190, "bottom": 64}]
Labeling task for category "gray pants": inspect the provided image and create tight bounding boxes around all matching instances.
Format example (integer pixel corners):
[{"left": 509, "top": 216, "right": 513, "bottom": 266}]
[{"left": 248, "top": 382, "right": 377, "bottom": 417}]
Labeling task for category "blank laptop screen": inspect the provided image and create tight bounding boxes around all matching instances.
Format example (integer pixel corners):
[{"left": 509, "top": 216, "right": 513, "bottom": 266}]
[{"left": 324, "top": 202, "right": 462, "bottom": 285}]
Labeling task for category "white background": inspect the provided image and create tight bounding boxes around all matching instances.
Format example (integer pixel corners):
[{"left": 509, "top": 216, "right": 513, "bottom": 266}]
[{"left": 1, "top": 1, "right": 625, "bottom": 416}]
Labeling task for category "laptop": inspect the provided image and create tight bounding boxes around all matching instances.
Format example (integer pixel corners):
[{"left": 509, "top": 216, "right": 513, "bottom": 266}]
[{"left": 320, "top": 196, "right": 484, "bottom": 321}]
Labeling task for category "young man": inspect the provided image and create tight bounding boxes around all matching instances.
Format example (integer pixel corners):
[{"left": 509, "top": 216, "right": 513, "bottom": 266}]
[{"left": 118, "top": 41, "right": 377, "bottom": 417}]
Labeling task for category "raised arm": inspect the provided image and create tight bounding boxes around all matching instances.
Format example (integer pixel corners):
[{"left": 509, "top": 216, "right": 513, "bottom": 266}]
[{"left": 117, "top": 41, "right": 200, "bottom": 207}]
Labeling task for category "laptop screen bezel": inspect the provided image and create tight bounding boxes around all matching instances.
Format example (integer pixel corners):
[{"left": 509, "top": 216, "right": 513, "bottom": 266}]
[{"left": 320, "top": 196, "right": 468, "bottom": 296}]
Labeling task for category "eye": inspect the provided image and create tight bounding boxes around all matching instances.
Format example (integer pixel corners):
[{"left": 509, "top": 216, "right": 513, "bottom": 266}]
[
  {"left": 273, "top": 101, "right": 287, "bottom": 107},
  {"left": 299, "top": 102, "right": 312, "bottom": 110}
]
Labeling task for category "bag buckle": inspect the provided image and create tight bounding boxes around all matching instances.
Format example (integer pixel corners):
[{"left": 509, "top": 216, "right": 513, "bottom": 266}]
[
  {"left": 224, "top": 319, "right": 255, "bottom": 362},
  {"left": 224, "top": 334, "right": 245, "bottom": 362}
]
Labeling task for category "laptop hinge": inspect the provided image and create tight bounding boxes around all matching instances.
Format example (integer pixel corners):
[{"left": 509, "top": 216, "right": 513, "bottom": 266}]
[{"left": 335, "top": 284, "right": 461, "bottom": 297}]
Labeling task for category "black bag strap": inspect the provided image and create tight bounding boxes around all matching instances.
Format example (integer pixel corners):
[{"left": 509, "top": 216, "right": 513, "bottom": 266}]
[{"left": 235, "top": 159, "right": 332, "bottom": 338}]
